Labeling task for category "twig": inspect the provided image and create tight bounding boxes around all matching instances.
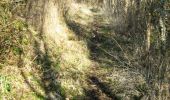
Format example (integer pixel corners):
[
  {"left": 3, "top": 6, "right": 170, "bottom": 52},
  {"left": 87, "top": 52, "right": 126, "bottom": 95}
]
[
  {"left": 87, "top": 39, "right": 132, "bottom": 68},
  {"left": 109, "top": 36, "right": 133, "bottom": 67}
]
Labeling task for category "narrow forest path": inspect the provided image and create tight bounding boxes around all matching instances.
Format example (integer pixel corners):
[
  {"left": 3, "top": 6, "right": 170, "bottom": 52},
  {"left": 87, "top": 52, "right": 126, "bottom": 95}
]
[
  {"left": 12, "top": 2, "right": 148, "bottom": 99},
  {"left": 1, "top": 1, "right": 169, "bottom": 100},
  {"left": 63, "top": 2, "right": 147, "bottom": 100}
]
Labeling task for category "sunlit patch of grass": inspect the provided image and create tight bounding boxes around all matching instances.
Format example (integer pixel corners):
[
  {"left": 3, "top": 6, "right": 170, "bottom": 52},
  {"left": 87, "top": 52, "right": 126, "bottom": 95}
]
[
  {"left": 0, "top": 64, "right": 46, "bottom": 99},
  {"left": 67, "top": 2, "right": 95, "bottom": 26},
  {"left": 0, "top": 75, "right": 11, "bottom": 98},
  {"left": 60, "top": 78, "right": 85, "bottom": 98},
  {"left": 36, "top": 21, "right": 91, "bottom": 98},
  {"left": 0, "top": 27, "right": 46, "bottom": 99},
  {"left": 43, "top": 17, "right": 93, "bottom": 98},
  {"left": 46, "top": 36, "right": 92, "bottom": 99}
]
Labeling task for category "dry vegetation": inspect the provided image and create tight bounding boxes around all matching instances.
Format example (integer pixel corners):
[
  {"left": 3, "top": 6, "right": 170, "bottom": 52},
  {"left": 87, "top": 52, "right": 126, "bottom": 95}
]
[{"left": 0, "top": 0, "right": 169, "bottom": 100}]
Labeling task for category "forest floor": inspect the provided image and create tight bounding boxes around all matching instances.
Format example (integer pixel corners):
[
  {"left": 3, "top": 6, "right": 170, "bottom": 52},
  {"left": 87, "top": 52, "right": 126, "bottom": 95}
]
[
  {"left": 0, "top": 2, "right": 149, "bottom": 100},
  {"left": 61, "top": 3, "right": 148, "bottom": 100}
]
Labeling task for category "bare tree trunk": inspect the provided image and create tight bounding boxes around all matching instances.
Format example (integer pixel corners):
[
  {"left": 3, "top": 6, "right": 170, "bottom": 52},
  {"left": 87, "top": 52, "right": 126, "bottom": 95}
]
[
  {"left": 26, "top": 0, "right": 70, "bottom": 41},
  {"left": 25, "top": 0, "right": 70, "bottom": 99},
  {"left": 146, "top": 13, "right": 151, "bottom": 52},
  {"left": 159, "top": 17, "right": 166, "bottom": 44}
]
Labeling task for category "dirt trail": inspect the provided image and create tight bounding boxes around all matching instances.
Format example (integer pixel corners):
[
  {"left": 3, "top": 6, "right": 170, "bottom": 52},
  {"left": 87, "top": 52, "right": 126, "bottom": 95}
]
[{"left": 67, "top": 2, "right": 147, "bottom": 99}]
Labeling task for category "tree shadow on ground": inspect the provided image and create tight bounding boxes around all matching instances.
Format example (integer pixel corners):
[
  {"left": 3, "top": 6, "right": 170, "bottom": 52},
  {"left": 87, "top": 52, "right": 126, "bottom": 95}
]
[
  {"left": 84, "top": 76, "right": 120, "bottom": 100},
  {"left": 64, "top": 3, "right": 146, "bottom": 98},
  {"left": 64, "top": 0, "right": 147, "bottom": 70},
  {"left": 17, "top": 0, "right": 65, "bottom": 99},
  {"left": 18, "top": 31, "right": 66, "bottom": 99},
  {"left": 65, "top": 19, "right": 131, "bottom": 68},
  {"left": 33, "top": 35, "right": 64, "bottom": 99},
  {"left": 64, "top": 17, "right": 132, "bottom": 100},
  {"left": 65, "top": 19, "right": 149, "bottom": 100},
  {"left": 18, "top": 30, "right": 65, "bottom": 99}
]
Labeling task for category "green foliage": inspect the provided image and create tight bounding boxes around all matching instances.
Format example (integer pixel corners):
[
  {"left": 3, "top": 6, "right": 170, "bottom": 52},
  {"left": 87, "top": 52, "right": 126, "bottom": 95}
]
[
  {"left": 12, "top": 47, "right": 22, "bottom": 55},
  {"left": 0, "top": 75, "right": 11, "bottom": 96},
  {"left": 0, "top": 0, "right": 28, "bottom": 66},
  {"left": 13, "top": 20, "right": 28, "bottom": 31}
]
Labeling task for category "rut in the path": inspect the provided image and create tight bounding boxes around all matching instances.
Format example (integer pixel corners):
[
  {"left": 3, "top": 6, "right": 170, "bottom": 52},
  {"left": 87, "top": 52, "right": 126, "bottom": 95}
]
[{"left": 85, "top": 75, "right": 120, "bottom": 100}]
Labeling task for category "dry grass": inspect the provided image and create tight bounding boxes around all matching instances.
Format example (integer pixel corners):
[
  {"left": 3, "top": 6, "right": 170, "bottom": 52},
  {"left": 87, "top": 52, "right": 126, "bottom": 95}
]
[
  {"left": 1, "top": 1, "right": 93, "bottom": 99},
  {"left": 1, "top": 0, "right": 169, "bottom": 100}
]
